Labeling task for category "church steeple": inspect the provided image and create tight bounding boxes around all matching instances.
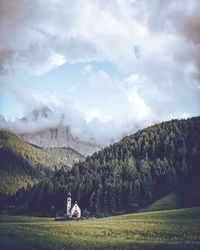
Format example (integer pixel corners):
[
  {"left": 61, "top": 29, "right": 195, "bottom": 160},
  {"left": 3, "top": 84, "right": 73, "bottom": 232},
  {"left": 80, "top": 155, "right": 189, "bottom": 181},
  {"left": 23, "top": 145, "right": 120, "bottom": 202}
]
[{"left": 66, "top": 192, "right": 71, "bottom": 215}]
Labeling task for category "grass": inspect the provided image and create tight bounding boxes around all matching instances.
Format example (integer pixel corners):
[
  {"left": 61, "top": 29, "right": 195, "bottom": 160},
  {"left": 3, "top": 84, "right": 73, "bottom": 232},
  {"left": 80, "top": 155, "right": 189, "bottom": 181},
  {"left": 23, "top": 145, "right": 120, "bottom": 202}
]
[
  {"left": 0, "top": 207, "right": 200, "bottom": 250},
  {"left": 141, "top": 193, "right": 195, "bottom": 212}
]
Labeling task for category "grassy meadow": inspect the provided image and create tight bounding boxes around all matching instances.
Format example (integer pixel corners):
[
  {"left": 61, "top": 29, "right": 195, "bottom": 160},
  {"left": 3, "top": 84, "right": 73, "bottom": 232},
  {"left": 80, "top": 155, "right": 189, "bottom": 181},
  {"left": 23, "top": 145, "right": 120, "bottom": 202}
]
[
  {"left": 140, "top": 193, "right": 195, "bottom": 212},
  {"left": 0, "top": 207, "right": 200, "bottom": 250}
]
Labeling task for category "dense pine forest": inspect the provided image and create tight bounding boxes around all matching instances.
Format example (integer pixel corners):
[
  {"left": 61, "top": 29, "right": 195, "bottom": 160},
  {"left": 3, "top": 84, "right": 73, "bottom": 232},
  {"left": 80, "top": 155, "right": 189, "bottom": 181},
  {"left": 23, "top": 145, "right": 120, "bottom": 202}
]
[{"left": 9, "top": 117, "right": 200, "bottom": 215}]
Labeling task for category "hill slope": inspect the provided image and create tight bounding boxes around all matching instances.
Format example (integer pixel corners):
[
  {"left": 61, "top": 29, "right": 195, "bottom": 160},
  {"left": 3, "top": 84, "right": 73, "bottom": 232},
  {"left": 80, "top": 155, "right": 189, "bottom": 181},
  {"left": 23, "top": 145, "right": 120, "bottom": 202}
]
[
  {"left": 27, "top": 116, "right": 200, "bottom": 214},
  {"left": 141, "top": 193, "right": 196, "bottom": 212},
  {"left": 0, "top": 130, "right": 70, "bottom": 194},
  {"left": 44, "top": 147, "right": 85, "bottom": 168}
]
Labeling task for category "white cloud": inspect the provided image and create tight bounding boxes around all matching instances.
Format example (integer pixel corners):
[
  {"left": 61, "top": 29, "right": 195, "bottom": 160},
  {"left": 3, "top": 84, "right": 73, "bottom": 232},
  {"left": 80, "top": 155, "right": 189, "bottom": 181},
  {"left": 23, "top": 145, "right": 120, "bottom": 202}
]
[
  {"left": 30, "top": 52, "right": 66, "bottom": 76},
  {"left": 68, "top": 87, "right": 75, "bottom": 92},
  {"left": 82, "top": 64, "right": 93, "bottom": 75},
  {"left": 85, "top": 109, "right": 111, "bottom": 123},
  {"left": 0, "top": 0, "right": 200, "bottom": 81},
  {"left": 49, "top": 52, "right": 66, "bottom": 67},
  {"left": 32, "top": 92, "right": 63, "bottom": 107},
  {"left": 0, "top": 0, "right": 200, "bottom": 144},
  {"left": 126, "top": 88, "right": 152, "bottom": 121},
  {"left": 125, "top": 74, "right": 141, "bottom": 86}
]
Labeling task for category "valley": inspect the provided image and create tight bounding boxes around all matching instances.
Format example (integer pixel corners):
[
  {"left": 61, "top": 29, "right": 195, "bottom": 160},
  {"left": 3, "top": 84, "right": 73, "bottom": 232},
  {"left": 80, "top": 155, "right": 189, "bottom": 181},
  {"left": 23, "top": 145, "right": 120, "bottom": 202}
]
[
  {"left": 21, "top": 116, "right": 200, "bottom": 215},
  {"left": 1, "top": 1, "right": 200, "bottom": 249},
  {"left": 0, "top": 207, "right": 200, "bottom": 250},
  {"left": 0, "top": 116, "right": 199, "bottom": 250},
  {"left": 0, "top": 130, "right": 83, "bottom": 194}
]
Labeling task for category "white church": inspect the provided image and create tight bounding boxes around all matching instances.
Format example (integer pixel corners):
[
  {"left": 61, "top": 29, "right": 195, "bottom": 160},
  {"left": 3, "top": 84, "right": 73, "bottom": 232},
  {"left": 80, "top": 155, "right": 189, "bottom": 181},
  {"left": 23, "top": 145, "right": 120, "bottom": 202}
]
[{"left": 66, "top": 192, "right": 81, "bottom": 219}]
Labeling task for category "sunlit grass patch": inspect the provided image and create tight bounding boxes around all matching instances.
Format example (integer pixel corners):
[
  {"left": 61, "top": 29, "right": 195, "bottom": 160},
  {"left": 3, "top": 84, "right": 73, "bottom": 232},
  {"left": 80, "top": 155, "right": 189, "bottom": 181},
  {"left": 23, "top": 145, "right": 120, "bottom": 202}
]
[{"left": 0, "top": 207, "right": 200, "bottom": 250}]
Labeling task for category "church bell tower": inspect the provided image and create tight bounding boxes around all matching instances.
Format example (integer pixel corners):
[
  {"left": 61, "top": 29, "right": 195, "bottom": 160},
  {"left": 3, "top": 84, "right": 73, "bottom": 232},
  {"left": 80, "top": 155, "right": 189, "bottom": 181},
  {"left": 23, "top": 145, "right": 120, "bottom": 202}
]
[{"left": 66, "top": 192, "right": 71, "bottom": 216}]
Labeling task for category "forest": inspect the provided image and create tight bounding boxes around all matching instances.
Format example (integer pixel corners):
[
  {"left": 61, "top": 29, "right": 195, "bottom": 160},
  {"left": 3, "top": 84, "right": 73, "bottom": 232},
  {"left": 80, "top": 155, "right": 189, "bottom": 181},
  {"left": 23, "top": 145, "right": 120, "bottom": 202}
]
[
  {"left": 0, "top": 130, "right": 69, "bottom": 195},
  {"left": 10, "top": 117, "right": 200, "bottom": 216}
]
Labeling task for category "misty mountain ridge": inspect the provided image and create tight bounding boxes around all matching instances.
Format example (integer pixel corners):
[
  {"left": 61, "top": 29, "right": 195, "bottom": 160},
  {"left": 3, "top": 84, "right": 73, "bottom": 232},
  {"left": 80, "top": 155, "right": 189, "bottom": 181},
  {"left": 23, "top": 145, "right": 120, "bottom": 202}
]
[
  {"left": 20, "top": 107, "right": 53, "bottom": 123},
  {"left": 20, "top": 125, "right": 101, "bottom": 156},
  {"left": 0, "top": 114, "right": 7, "bottom": 130},
  {"left": 0, "top": 106, "right": 101, "bottom": 156}
]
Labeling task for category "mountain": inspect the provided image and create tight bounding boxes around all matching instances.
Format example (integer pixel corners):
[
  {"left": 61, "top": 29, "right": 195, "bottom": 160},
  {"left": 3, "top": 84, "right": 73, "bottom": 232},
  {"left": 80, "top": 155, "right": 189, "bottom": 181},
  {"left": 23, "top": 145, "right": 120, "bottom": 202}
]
[
  {"left": 0, "top": 107, "right": 101, "bottom": 156},
  {"left": 44, "top": 147, "right": 85, "bottom": 168},
  {"left": 20, "top": 107, "right": 53, "bottom": 122},
  {"left": 0, "top": 114, "right": 6, "bottom": 130},
  {"left": 20, "top": 124, "right": 100, "bottom": 156},
  {"left": 26, "top": 116, "right": 200, "bottom": 214},
  {"left": 0, "top": 130, "right": 70, "bottom": 194}
]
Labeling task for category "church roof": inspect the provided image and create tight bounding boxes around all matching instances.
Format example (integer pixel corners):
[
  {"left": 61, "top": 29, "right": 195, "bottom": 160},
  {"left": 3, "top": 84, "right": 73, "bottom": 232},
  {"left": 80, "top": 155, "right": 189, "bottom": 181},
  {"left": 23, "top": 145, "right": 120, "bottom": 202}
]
[
  {"left": 68, "top": 201, "right": 81, "bottom": 212},
  {"left": 72, "top": 202, "right": 80, "bottom": 208}
]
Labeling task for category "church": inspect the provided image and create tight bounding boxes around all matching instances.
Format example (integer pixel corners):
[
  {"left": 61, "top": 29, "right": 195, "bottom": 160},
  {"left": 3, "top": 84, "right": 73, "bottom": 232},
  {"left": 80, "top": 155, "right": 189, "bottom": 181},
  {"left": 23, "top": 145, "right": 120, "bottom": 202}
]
[{"left": 66, "top": 192, "right": 81, "bottom": 219}]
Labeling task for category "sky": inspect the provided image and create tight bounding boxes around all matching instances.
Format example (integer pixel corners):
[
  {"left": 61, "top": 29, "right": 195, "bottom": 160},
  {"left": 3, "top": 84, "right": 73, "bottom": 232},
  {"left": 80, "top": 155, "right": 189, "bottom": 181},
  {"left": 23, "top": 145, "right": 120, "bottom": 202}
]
[{"left": 0, "top": 0, "right": 200, "bottom": 144}]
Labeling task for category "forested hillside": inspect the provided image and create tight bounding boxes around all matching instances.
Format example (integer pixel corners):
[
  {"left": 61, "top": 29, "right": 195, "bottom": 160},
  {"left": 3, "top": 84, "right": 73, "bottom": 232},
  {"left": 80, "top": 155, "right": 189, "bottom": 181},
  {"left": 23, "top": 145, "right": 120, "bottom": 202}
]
[
  {"left": 44, "top": 147, "right": 85, "bottom": 168},
  {"left": 0, "top": 130, "right": 69, "bottom": 194},
  {"left": 19, "top": 117, "right": 200, "bottom": 215}
]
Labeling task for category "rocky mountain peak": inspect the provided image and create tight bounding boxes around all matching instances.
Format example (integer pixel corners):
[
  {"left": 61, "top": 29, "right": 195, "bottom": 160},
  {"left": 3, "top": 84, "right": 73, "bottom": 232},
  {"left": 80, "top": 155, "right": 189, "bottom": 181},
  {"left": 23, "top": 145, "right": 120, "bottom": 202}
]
[
  {"left": 20, "top": 106, "right": 53, "bottom": 123},
  {"left": 0, "top": 114, "right": 6, "bottom": 129},
  {"left": 0, "top": 107, "right": 101, "bottom": 156}
]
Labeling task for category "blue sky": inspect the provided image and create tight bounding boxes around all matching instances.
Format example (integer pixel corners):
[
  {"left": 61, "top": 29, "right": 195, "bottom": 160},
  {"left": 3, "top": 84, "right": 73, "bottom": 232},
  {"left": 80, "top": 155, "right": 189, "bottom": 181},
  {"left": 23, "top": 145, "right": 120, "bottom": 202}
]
[
  {"left": 0, "top": 61, "right": 127, "bottom": 120},
  {"left": 0, "top": 0, "right": 200, "bottom": 144}
]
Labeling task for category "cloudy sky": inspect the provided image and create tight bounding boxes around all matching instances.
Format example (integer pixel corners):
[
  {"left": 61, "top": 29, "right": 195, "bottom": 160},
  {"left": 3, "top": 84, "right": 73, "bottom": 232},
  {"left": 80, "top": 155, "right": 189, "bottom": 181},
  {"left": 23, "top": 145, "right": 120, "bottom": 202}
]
[{"left": 0, "top": 0, "right": 200, "bottom": 144}]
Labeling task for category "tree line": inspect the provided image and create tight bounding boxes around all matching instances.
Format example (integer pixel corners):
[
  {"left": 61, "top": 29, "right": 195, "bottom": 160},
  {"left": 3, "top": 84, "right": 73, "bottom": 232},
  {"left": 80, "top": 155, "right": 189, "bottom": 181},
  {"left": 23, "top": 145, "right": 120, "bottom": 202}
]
[{"left": 14, "top": 117, "right": 200, "bottom": 216}]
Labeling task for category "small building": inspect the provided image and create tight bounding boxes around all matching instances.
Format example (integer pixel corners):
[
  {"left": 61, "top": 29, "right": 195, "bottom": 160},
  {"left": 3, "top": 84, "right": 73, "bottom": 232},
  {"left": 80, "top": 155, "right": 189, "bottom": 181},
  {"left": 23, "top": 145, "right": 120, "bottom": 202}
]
[{"left": 66, "top": 192, "right": 81, "bottom": 219}]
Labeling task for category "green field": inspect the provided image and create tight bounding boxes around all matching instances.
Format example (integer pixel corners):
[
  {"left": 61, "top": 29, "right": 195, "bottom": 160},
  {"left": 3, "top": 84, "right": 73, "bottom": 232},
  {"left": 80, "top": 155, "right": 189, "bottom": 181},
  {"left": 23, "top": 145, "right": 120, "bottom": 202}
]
[
  {"left": 141, "top": 193, "right": 195, "bottom": 212},
  {"left": 0, "top": 207, "right": 200, "bottom": 250}
]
